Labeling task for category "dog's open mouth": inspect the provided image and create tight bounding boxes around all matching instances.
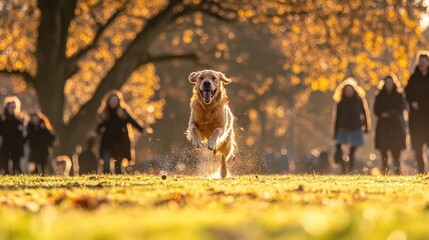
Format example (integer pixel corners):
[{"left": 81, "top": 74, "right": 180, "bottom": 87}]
[{"left": 200, "top": 89, "right": 216, "bottom": 104}]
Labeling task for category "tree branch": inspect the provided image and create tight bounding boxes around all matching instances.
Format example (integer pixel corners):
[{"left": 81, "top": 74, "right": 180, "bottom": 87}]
[
  {"left": 67, "top": 3, "right": 126, "bottom": 65},
  {"left": 0, "top": 69, "right": 34, "bottom": 84}
]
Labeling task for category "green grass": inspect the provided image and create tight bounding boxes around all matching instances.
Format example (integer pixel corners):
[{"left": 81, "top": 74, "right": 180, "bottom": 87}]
[{"left": 0, "top": 174, "right": 428, "bottom": 240}]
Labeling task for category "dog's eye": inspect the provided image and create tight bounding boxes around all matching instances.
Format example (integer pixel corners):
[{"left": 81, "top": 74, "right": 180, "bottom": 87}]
[
  {"left": 199, "top": 77, "right": 203, "bottom": 80},
  {"left": 211, "top": 77, "right": 216, "bottom": 80}
]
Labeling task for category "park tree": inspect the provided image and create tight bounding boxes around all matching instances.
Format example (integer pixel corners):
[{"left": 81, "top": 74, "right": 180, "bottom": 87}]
[{"left": 0, "top": 0, "right": 427, "bottom": 160}]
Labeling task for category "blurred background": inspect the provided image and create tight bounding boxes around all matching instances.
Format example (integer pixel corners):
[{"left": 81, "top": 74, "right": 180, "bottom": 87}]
[{"left": 1, "top": 0, "right": 429, "bottom": 175}]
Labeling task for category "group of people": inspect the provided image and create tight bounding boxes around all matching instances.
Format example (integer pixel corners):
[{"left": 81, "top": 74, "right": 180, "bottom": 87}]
[
  {"left": 0, "top": 96, "right": 55, "bottom": 175},
  {"left": 0, "top": 90, "right": 144, "bottom": 175},
  {"left": 333, "top": 52, "right": 429, "bottom": 174}
]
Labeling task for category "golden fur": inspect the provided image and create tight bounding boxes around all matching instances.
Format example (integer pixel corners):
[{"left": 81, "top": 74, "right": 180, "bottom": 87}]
[{"left": 187, "top": 69, "right": 236, "bottom": 178}]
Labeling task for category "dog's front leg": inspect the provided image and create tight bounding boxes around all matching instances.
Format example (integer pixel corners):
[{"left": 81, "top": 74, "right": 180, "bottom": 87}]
[
  {"left": 208, "top": 127, "right": 224, "bottom": 150},
  {"left": 189, "top": 123, "right": 203, "bottom": 148}
]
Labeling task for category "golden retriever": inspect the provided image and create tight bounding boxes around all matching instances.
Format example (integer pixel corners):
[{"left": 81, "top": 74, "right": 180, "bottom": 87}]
[{"left": 187, "top": 69, "right": 236, "bottom": 178}]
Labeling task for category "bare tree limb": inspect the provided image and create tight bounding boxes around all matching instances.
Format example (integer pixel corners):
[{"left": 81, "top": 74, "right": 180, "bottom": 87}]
[{"left": 0, "top": 69, "right": 34, "bottom": 84}]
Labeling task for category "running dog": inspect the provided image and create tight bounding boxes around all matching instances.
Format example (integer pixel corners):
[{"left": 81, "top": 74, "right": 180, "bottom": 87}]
[{"left": 187, "top": 69, "right": 236, "bottom": 178}]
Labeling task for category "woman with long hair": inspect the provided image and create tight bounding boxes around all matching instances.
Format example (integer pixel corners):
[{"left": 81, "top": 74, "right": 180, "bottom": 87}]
[
  {"left": 95, "top": 90, "right": 144, "bottom": 174},
  {"left": 374, "top": 75, "right": 406, "bottom": 175},
  {"left": 26, "top": 112, "right": 56, "bottom": 175},
  {"left": 0, "top": 96, "right": 26, "bottom": 174},
  {"left": 333, "top": 78, "right": 370, "bottom": 174}
]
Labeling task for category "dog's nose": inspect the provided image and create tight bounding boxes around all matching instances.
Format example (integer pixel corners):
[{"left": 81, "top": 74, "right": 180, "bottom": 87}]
[{"left": 203, "top": 81, "right": 211, "bottom": 89}]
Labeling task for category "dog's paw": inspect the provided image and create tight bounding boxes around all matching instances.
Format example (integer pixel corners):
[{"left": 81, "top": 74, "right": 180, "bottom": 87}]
[
  {"left": 207, "top": 140, "right": 217, "bottom": 150},
  {"left": 192, "top": 138, "right": 203, "bottom": 148}
]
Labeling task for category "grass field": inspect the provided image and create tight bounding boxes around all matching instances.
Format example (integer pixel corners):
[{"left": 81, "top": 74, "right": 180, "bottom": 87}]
[{"left": 0, "top": 174, "right": 428, "bottom": 240}]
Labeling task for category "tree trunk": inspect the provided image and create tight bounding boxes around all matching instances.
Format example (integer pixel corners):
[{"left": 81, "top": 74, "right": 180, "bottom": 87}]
[{"left": 35, "top": 0, "right": 77, "bottom": 157}]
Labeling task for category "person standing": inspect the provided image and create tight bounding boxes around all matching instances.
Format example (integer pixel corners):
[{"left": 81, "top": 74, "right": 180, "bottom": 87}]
[
  {"left": 374, "top": 75, "right": 406, "bottom": 175},
  {"left": 0, "top": 96, "right": 25, "bottom": 175},
  {"left": 333, "top": 78, "right": 370, "bottom": 174},
  {"left": 405, "top": 52, "right": 429, "bottom": 174},
  {"left": 95, "top": 90, "right": 144, "bottom": 174},
  {"left": 26, "top": 112, "right": 56, "bottom": 175}
]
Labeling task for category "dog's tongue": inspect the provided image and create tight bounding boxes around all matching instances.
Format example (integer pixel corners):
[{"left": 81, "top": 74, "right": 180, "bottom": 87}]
[{"left": 202, "top": 90, "right": 211, "bottom": 103}]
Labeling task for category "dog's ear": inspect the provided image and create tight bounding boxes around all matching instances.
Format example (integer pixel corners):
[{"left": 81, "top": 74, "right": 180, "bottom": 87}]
[
  {"left": 188, "top": 71, "right": 199, "bottom": 84},
  {"left": 218, "top": 72, "right": 231, "bottom": 84}
]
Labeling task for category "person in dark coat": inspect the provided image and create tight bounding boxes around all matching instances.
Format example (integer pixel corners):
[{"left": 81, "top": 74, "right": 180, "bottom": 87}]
[
  {"left": 0, "top": 96, "right": 25, "bottom": 175},
  {"left": 405, "top": 52, "right": 429, "bottom": 174},
  {"left": 78, "top": 136, "right": 98, "bottom": 174},
  {"left": 26, "top": 112, "right": 56, "bottom": 175},
  {"left": 374, "top": 75, "right": 406, "bottom": 175},
  {"left": 95, "top": 90, "right": 144, "bottom": 174},
  {"left": 333, "top": 78, "right": 370, "bottom": 174}
]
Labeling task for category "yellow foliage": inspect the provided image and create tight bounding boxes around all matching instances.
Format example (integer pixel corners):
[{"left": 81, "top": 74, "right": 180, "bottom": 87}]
[
  {"left": 291, "top": 76, "right": 301, "bottom": 86},
  {"left": 122, "top": 64, "right": 164, "bottom": 124},
  {"left": 269, "top": 0, "right": 427, "bottom": 92},
  {"left": 292, "top": 64, "right": 301, "bottom": 74},
  {"left": 182, "top": 29, "right": 193, "bottom": 44}
]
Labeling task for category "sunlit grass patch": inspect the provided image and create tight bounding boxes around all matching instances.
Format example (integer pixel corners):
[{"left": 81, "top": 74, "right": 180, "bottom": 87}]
[{"left": 0, "top": 175, "right": 428, "bottom": 239}]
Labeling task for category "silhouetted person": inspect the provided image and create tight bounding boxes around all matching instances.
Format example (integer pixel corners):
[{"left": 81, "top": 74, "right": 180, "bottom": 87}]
[
  {"left": 374, "top": 75, "right": 406, "bottom": 175},
  {"left": 26, "top": 112, "right": 56, "bottom": 175},
  {"left": 405, "top": 52, "right": 429, "bottom": 174},
  {"left": 333, "top": 78, "right": 370, "bottom": 174},
  {"left": 95, "top": 90, "right": 144, "bottom": 174},
  {"left": 78, "top": 136, "right": 98, "bottom": 174},
  {"left": 0, "top": 96, "right": 25, "bottom": 175}
]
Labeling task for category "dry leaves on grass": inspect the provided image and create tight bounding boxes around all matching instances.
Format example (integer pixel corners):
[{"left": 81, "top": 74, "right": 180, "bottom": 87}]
[
  {"left": 154, "top": 193, "right": 188, "bottom": 209},
  {"left": 50, "top": 191, "right": 108, "bottom": 210}
]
